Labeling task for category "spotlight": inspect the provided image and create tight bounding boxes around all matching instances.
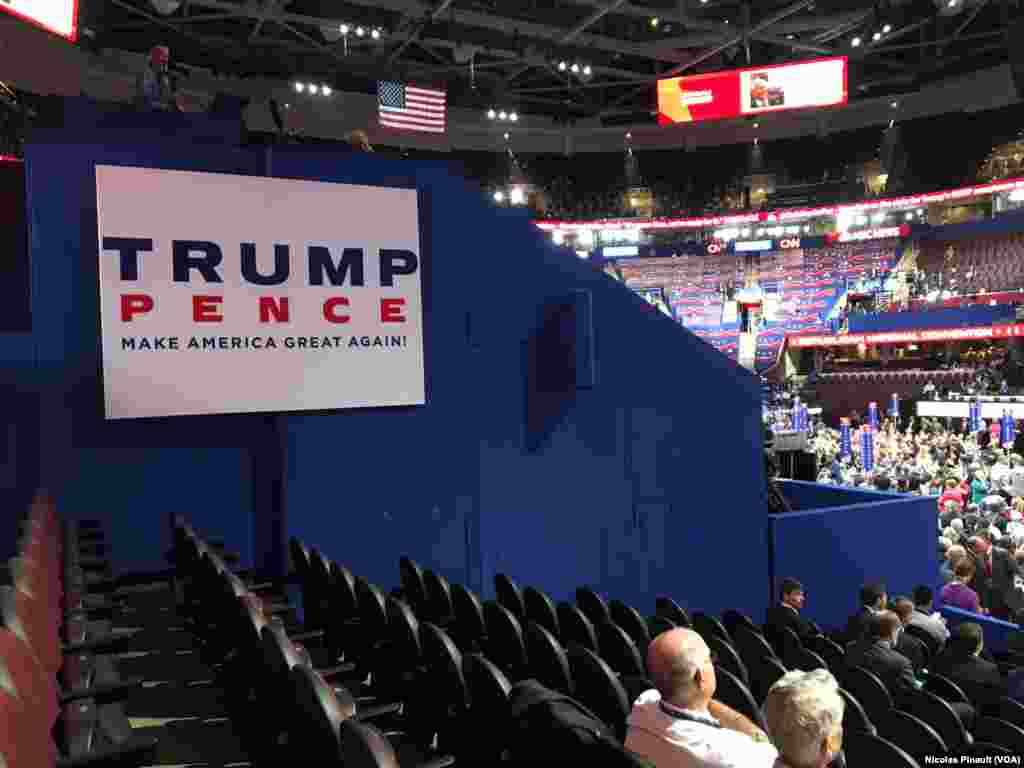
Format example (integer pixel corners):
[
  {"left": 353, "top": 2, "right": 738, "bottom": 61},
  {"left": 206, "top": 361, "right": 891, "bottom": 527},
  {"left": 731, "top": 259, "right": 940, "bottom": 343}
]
[
  {"left": 948, "top": 0, "right": 957, "bottom": 6},
  {"left": 510, "top": 187, "right": 525, "bottom": 205},
  {"left": 294, "top": 82, "right": 304, "bottom": 93},
  {"left": 321, "top": 85, "right": 331, "bottom": 96},
  {"left": 872, "top": 31, "right": 881, "bottom": 41},
  {"left": 355, "top": 26, "right": 365, "bottom": 37},
  {"left": 307, "top": 84, "right": 319, "bottom": 95},
  {"left": 882, "top": 23, "right": 892, "bottom": 33},
  {"left": 570, "top": 63, "right": 580, "bottom": 74},
  {"left": 498, "top": 110, "right": 507, "bottom": 120},
  {"left": 890, "top": 100, "right": 898, "bottom": 108},
  {"left": 558, "top": 60, "right": 567, "bottom": 72},
  {"left": 503, "top": 132, "right": 510, "bottom": 140},
  {"left": 851, "top": 36, "right": 862, "bottom": 46},
  {"left": 753, "top": 122, "right": 759, "bottom": 128},
  {"left": 487, "top": 109, "right": 496, "bottom": 119},
  {"left": 905, "top": 212, "right": 914, "bottom": 220},
  {"left": 340, "top": 23, "right": 349, "bottom": 35},
  {"left": 625, "top": 131, "right": 632, "bottom": 139},
  {"left": 493, "top": 191, "right": 504, "bottom": 203},
  {"left": 509, "top": 112, "right": 518, "bottom": 122},
  {"left": 371, "top": 28, "right": 381, "bottom": 40},
  {"left": 582, "top": 65, "right": 592, "bottom": 76},
  {"left": 650, "top": 17, "right": 659, "bottom": 28}
]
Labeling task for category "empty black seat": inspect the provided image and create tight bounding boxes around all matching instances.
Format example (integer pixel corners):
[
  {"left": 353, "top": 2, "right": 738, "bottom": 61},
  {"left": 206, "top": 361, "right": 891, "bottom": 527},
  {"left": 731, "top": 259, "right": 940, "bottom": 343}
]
[
  {"left": 877, "top": 710, "right": 946, "bottom": 762},
  {"left": 525, "top": 621, "right": 573, "bottom": 695},
  {"left": 598, "top": 621, "right": 646, "bottom": 678},
  {"left": 450, "top": 583, "right": 487, "bottom": 652},
  {"left": 807, "top": 635, "right": 845, "bottom": 673},
  {"left": 340, "top": 718, "right": 454, "bottom": 768},
  {"left": 609, "top": 600, "right": 651, "bottom": 657},
  {"left": 924, "top": 673, "right": 968, "bottom": 706},
  {"left": 399, "top": 557, "right": 429, "bottom": 617},
  {"left": 423, "top": 570, "right": 454, "bottom": 626},
  {"left": 733, "top": 625, "right": 778, "bottom": 673},
  {"left": 714, "top": 666, "right": 768, "bottom": 732},
  {"left": 973, "top": 716, "right": 1024, "bottom": 754},
  {"left": 558, "top": 601, "right": 599, "bottom": 653},
  {"left": 707, "top": 635, "right": 749, "bottom": 686},
  {"left": 838, "top": 687, "right": 876, "bottom": 736},
  {"left": 692, "top": 612, "right": 730, "bottom": 645},
  {"left": 906, "top": 690, "right": 971, "bottom": 751},
  {"left": 791, "top": 647, "right": 827, "bottom": 673},
  {"left": 494, "top": 574, "right": 526, "bottom": 624},
  {"left": 576, "top": 587, "right": 611, "bottom": 628},
  {"left": 987, "top": 696, "right": 1024, "bottom": 727},
  {"left": 843, "top": 731, "right": 921, "bottom": 768},
  {"left": 839, "top": 667, "right": 893, "bottom": 723},
  {"left": 462, "top": 652, "right": 511, "bottom": 720},
  {"left": 524, "top": 587, "right": 561, "bottom": 642},
  {"left": 654, "top": 596, "right": 690, "bottom": 627},
  {"left": 748, "top": 655, "right": 788, "bottom": 705},
  {"left": 568, "top": 645, "right": 631, "bottom": 742},
  {"left": 483, "top": 601, "right": 529, "bottom": 681},
  {"left": 721, "top": 609, "right": 757, "bottom": 638},
  {"left": 902, "top": 623, "right": 941, "bottom": 659}
]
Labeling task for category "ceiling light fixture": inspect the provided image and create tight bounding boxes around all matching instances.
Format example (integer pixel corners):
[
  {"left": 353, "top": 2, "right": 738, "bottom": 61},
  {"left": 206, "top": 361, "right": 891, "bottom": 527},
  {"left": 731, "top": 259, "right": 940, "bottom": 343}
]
[
  {"left": 487, "top": 109, "right": 496, "bottom": 119},
  {"left": 650, "top": 17, "right": 659, "bottom": 28},
  {"left": 872, "top": 31, "right": 881, "bottom": 41},
  {"left": 509, "top": 112, "right": 518, "bottom": 122},
  {"left": 570, "top": 63, "right": 580, "bottom": 73},
  {"left": 882, "top": 24, "right": 892, "bottom": 33},
  {"left": 294, "top": 82, "right": 304, "bottom": 93},
  {"left": 340, "top": 23, "right": 349, "bottom": 35},
  {"left": 558, "top": 60, "right": 567, "bottom": 71},
  {"left": 355, "top": 26, "right": 365, "bottom": 37},
  {"left": 582, "top": 65, "right": 592, "bottom": 76},
  {"left": 321, "top": 85, "right": 331, "bottom": 96},
  {"left": 851, "top": 36, "right": 862, "bottom": 47},
  {"left": 498, "top": 110, "right": 507, "bottom": 120},
  {"left": 371, "top": 28, "right": 381, "bottom": 40}
]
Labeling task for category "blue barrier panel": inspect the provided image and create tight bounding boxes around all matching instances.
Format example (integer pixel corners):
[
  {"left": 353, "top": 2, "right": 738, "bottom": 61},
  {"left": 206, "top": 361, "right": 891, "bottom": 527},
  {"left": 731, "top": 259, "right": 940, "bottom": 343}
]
[
  {"left": 769, "top": 484, "right": 937, "bottom": 632},
  {"left": 940, "top": 605, "right": 1022, "bottom": 656},
  {"left": 848, "top": 304, "right": 1015, "bottom": 333}
]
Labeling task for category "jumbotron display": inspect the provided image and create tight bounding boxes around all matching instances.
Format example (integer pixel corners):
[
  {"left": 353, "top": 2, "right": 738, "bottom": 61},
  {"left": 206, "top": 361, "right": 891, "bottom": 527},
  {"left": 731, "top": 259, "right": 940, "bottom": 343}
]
[
  {"left": 0, "top": 0, "right": 77, "bottom": 40},
  {"left": 657, "top": 56, "right": 848, "bottom": 125}
]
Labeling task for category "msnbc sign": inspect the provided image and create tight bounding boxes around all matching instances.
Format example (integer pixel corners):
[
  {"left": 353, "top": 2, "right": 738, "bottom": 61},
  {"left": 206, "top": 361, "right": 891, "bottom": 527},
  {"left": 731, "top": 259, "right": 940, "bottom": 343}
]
[{"left": 96, "top": 165, "right": 425, "bottom": 419}]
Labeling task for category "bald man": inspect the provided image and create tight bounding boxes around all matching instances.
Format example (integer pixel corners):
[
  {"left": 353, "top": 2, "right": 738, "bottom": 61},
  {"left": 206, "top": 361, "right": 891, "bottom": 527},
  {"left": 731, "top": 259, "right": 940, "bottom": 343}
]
[{"left": 624, "top": 628, "right": 778, "bottom": 768}]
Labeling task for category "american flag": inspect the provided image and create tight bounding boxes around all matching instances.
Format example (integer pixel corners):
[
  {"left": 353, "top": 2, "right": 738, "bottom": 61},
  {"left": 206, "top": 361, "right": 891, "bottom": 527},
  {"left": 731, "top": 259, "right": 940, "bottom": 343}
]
[{"left": 378, "top": 81, "right": 447, "bottom": 134}]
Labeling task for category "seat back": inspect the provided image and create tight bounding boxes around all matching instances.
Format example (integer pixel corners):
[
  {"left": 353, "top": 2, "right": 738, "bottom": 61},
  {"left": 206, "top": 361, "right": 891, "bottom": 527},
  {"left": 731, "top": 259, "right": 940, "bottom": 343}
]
[
  {"left": 924, "top": 672, "right": 968, "bottom": 705},
  {"left": 525, "top": 622, "right": 573, "bottom": 695},
  {"left": 328, "top": 562, "right": 359, "bottom": 620},
  {"left": 843, "top": 731, "right": 921, "bottom": 768},
  {"left": 384, "top": 597, "right": 422, "bottom": 664},
  {"left": 398, "top": 557, "right": 428, "bottom": 616},
  {"left": 654, "top": 596, "right": 690, "bottom": 627},
  {"left": 483, "top": 601, "right": 529, "bottom": 681},
  {"left": 576, "top": 587, "right": 611, "bottom": 628},
  {"left": 290, "top": 664, "right": 351, "bottom": 761},
  {"left": 598, "top": 622, "right": 646, "bottom": 678},
  {"left": 902, "top": 624, "right": 940, "bottom": 658},
  {"left": 609, "top": 600, "right": 651, "bottom": 657},
  {"left": 647, "top": 616, "right": 676, "bottom": 641},
  {"left": 877, "top": 710, "right": 946, "bottom": 762},
  {"left": 558, "top": 602, "right": 599, "bottom": 653},
  {"left": 567, "top": 645, "right": 630, "bottom": 742},
  {"left": 908, "top": 689, "right": 970, "bottom": 750},
  {"left": 423, "top": 570, "right": 454, "bottom": 625},
  {"left": 494, "top": 574, "right": 526, "bottom": 623},
  {"left": 463, "top": 652, "right": 512, "bottom": 721},
  {"left": 839, "top": 667, "right": 893, "bottom": 722},
  {"left": 748, "top": 654, "right": 788, "bottom": 705},
  {"left": 451, "top": 584, "right": 487, "bottom": 650},
  {"left": 733, "top": 625, "right": 778, "bottom": 670},
  {"left": 524, "top": 587, "right": 561, "bottom": 641},
  {"left": 838, "top": 687, "right": 876, "bottom": 736},
  {"left": 713, "top": 666, "right": 768, "bottom": 732},
  {"left": 793, "top": 647, "right": 827, "bottom": 673},
  {"left": 419, "top": 623, "right": 470, "bottom": 711},
  {"left": 692, "top": 612, "right": 731, "bottom": 645},
  {"left": 706, "top": 631, "right": 747, "bottom": 680},
  {"left": 974, "top": 717, "right": 1024, "bottom": 754},
  {"left": 807, "top": 635, "right": 845, "bottom": 673},
  {"left": 340, "top": 719, "right": 400, "bottom": 768}
]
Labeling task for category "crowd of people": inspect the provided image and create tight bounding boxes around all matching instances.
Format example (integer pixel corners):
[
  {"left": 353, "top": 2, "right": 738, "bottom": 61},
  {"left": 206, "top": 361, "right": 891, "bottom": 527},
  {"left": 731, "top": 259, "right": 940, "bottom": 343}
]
[
  {"left": 805, "top": 414, "right": 1024, "bottom": 624},
  {"left": 623, "top": 576, "right": 1022, "bottom": 767}
]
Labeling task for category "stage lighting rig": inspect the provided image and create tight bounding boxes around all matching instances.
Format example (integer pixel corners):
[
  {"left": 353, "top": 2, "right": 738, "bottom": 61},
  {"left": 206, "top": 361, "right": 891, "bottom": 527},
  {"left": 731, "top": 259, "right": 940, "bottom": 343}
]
[
  {"left": 486, "top": 109, "right": 518, "bottom": 122},
  {"left": 556, "top": 60, "right": 593, "bottom": 79},
  {"left": 294, "top": 82, "right": 333, "bottom": 96}
]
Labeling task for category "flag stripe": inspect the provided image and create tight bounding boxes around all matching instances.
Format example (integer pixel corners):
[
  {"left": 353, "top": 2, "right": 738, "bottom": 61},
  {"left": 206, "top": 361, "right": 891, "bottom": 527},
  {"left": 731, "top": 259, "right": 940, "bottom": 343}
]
[{"left": 378, "top": 80, "right": 446, "bottom": 134}]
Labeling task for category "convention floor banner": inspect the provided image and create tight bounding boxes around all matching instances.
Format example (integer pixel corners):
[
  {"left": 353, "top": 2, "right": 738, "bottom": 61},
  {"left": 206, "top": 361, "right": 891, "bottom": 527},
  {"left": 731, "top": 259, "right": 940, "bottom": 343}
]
[{"left": 96, "top": 165, "right": 425, "bottom": 419}]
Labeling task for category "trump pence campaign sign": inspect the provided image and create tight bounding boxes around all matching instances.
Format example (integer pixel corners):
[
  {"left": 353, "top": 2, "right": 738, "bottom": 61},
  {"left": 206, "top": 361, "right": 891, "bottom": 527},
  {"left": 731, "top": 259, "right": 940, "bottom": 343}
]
[{"left": 96, "top": 165, "right": 425, "bottom": 419}]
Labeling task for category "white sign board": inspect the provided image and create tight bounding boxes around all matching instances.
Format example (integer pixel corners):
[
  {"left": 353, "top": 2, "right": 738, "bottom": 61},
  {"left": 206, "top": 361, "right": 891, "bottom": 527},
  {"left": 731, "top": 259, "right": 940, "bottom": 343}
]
[{"left": 96, "top": 165, "right": 425, "bottom": 419}]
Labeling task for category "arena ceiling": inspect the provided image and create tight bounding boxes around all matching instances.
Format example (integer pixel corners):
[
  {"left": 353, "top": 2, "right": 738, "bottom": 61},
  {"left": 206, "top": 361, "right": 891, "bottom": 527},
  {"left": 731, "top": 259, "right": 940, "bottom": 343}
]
[{"left": 81, "top": 0, "right": 1021, "bottom": 125}]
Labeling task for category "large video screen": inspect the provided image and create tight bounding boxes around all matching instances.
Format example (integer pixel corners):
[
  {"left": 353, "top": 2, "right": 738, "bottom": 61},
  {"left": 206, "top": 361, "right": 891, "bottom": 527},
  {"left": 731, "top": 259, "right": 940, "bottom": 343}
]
[
  {"left": 1, "top": 0, "right": 78, "bottom": 40},
  {"left": 657, "top": 56, "right": 847, "bottom": 125},
  {"left": 96, "top": 165, "right": 425, "bottom": 419}
]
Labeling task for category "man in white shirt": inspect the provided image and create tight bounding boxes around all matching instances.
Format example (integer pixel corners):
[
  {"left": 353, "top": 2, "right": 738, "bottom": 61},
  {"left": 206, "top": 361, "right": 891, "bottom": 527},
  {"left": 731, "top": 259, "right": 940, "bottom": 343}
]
[
  {"left": 907, "top": 585, "right": 949, "bottom": 650},
  {"left": 625, "top": 628, "right": 778, "bottom": 768}
]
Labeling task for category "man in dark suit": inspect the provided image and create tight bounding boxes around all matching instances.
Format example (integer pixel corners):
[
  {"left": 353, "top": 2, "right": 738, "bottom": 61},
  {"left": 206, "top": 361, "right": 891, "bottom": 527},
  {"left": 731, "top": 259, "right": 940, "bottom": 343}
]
[
  {"left": 932, "top": 623, "right": 1006, "bottom": 709},
  {"left": 891, "top": 597, "right": 928, "bottom": 672},
  {"left": 845, "top": 612, "right": 918, "bottom": 700},
  {"left": 845, "top": 582, "right": 887, "bottom": 644},
  {"left": 969, "top": 530, "right": 1020, "bottom": 621},
  {"left": 765, "top": 578, "right": 815, "bottom": 646}
]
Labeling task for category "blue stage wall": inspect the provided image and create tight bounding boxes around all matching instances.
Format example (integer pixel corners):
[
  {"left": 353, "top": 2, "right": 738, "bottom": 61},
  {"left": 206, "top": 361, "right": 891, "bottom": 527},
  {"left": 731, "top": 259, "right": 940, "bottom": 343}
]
[
  {"left": 770, "top": 483, "right": 937, "bottom": 631},
  {"left": 848, "top": 304, "right": 1015, "bottom": 334},
  {"left": 15, "top": 115, "right": 770, "bottom": 620},
  {"left": 940, "top": 606, "right": 1020, "bottom": 656},
  {"left": 780, "top": 480, "right": 891, "bottom": 511}
]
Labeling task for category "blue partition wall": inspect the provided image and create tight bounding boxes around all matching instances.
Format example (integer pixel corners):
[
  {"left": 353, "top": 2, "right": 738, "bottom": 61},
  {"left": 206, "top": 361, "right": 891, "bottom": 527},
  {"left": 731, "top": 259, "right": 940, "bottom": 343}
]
[
  {"left": 14, "top": 121, "right": 771, "bottom": 620},
  {"left": 770, "top": 481, "right": 937, "bottom": 631}
]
